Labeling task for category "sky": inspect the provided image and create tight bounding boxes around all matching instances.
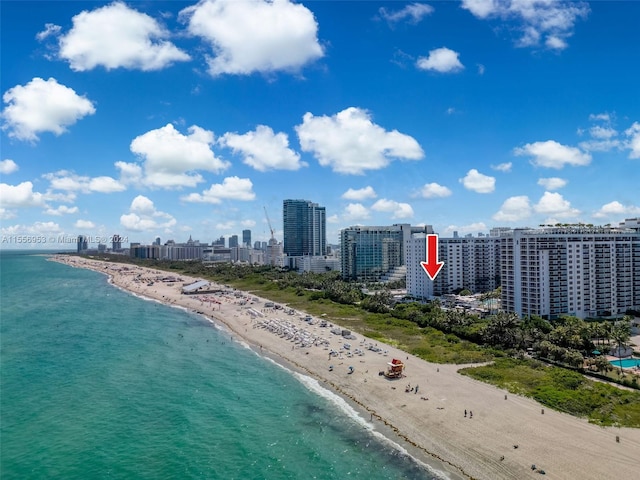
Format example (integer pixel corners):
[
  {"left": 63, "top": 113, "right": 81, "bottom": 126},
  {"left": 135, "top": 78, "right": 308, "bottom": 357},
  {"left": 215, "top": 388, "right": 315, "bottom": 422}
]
[{"left": 1, "top": 0, "right": 639, "bottom": 249}]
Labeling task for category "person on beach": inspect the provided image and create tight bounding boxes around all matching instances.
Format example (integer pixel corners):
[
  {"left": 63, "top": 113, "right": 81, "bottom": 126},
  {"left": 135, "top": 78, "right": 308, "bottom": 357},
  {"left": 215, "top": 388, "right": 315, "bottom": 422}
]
[{"left": 464, "top": 409, "right": 467, "bottom": 417}]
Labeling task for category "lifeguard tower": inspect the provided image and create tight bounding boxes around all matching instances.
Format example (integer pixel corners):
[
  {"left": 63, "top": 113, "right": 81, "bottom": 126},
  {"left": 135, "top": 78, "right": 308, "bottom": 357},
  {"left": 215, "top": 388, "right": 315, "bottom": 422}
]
[{"left": 383, "top": 358, "right": 405, "bottom": 379}]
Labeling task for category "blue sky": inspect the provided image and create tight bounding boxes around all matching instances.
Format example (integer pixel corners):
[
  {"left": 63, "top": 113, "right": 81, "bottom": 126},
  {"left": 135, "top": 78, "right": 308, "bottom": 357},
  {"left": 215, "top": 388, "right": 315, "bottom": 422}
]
[{"left": 1, "top": 0, "right": 639, "bottom": 249}]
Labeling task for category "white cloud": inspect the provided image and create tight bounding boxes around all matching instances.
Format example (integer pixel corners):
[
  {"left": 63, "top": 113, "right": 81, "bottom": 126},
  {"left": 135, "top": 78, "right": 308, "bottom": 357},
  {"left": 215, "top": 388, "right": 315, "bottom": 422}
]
[
  {"left": 589, "top": 125, "right": 618, "bottom": 139},
  {"left": 459, "top": 169, "right": 495, "bottom": 193},
  {"left": 493, "top": 195, "right": 531, "bottom": 222},
  {"left": 58, "top": 2, "right": 189, "bottom": 71},
  {"left": 115, "top": 161, "right": 144, "bottom": 185},
  {"left": 44, "top": 170, "right": 126, "bottom": 193},
  {"left": 36, "top": 23, "right": 62, "bottom": 41},
  {"left": 181, "top": 176, "right": 256, "bottom": 204},
  {"left": 589, "top": 113, "right": 611, "bottom": 122},
  {"left": 75, "top": 220, "right": 96, "bottom": 229},
  {"left": 120, "top": 195, "right": 176, "bottom": 232},
  {"left": 419, "top": 182, "right": 452, "bottom": 199},
  {"left": 2, "top": 77, "right": 95, "bottom": 142},
  {"left": 1, "top": 221, "right": 62, "bottom": 236},
  {"left": 625, "top": 122, "right": 640, "bottom": 159},
  {"left": 537, "top": 177, "right": 567, "bottom": 190},
  {"left": 327, "top": 214, "right": 339, "bottom": 224},
  {"left": 379, "top": 3, "right": 434, "bottom": 24},
  {"left": 130, "top": 123, "right": 230, "bottom": 188},
  {"left": 443, "top": 222, "right": 487, "bottom": 236},
  {"left": 514, "top": 140, "right": 591, "bottom": 169},
  {"left": 44, "top": 205, "right": 79, "bottom": 216},
  {"left": 477, "top": 63, "right": 485, "bottom": 75},
  {"left": 241, "top": 219, "right": 256, "bottom": 228},
  {"left": 446, "top": 107, "right": 456, "bottom": 115},
  {"left": 579, "top": 139, "right": 621, "bottom": 153},
  {"left": 220, "top": 125, "right": 304, "bottom": 171},
  {"left": 0, "top": 181, "right": 45, "bottom": 208},
  {"left": 371, "top": 199, "right": 414, "bottom": 219},
  {"left": 296, "top": 107, "right": 424, "bottom": 175},
  {"left": 545, "top": 35, "right": 567, "bottom": 50},
  {"left": 416, "top": 47, "right": 464, "bottom": 73},
  {"left": 215, "top": 221, "right": 235, "bottom": 231},
  {"left": 461, "top": 0, "right": 589, "bottom": 51},
  {"left": 0, "top": 208, "right": 16, "bottom": 220},
  {"left": 534, "top": 192, "right": 579, "bottom": 218},
  {"left": 491, "top": 162, "right": 512, "bottom": 172},
  {"left": 0, "top": 159, "right": 18, "bottom": 174},
  {"left": 342, "top": 203, "right": 370, "bottom": 222},
  {"left": 341, "top": 186, "right": 377, "bottom": 201},
  {"left": 180, "top": 0, "right": 323, "bottom": 76},
  {"left": 593, "top": 201, "right": 640, "bottom": 219}
]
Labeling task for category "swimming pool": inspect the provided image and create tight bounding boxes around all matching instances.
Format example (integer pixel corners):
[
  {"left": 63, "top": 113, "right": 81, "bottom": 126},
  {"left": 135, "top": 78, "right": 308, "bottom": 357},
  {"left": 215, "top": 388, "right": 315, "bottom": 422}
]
[{"left": 609, "top": 358, "right": 640, "bottom": 368}]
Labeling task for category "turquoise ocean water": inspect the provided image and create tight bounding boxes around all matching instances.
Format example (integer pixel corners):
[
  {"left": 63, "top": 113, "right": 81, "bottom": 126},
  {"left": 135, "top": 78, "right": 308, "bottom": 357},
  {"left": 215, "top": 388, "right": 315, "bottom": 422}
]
[{"left": 1, "top": 253, "right": 447, "bottom": 479}]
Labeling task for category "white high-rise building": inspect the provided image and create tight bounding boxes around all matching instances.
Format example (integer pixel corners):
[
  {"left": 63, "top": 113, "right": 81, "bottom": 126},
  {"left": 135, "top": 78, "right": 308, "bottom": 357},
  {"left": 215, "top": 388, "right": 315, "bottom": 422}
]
[
  {"left": 501, "top": 227, "right": 640, "bottom": 319},
  {"left": 406, "top": 234, "right": 501, "bottom": 299}
]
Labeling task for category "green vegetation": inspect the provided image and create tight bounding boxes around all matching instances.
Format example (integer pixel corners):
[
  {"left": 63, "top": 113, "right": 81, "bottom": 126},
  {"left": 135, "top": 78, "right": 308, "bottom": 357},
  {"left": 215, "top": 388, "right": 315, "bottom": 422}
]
[
  {"left": 460, "top": 358, "right": 640, "bottom": 427},
  {"left": 82, "top": 254, "right": 640, "bottom": 426}
]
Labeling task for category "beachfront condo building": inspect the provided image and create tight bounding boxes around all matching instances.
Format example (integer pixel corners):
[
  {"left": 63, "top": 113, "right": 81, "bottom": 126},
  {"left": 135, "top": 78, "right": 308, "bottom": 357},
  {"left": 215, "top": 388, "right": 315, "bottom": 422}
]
[
  {"left": 406, "top": 234, "right": 502, "bottom": 300},
  {"left": 340, "top": 224, "right": 432, "bottom": 282},
  {"left": 283, "top": 199, "right": 327, "bottom": 257},
  {"left": 500, "top": 226, "right": 640, "bottom": 319}
]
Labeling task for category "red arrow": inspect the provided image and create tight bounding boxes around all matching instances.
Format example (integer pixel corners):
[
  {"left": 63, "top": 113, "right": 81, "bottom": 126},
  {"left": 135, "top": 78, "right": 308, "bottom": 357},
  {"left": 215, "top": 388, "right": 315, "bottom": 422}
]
[{"left": 420, "top": 234, "right": 444, "bottom": 281}]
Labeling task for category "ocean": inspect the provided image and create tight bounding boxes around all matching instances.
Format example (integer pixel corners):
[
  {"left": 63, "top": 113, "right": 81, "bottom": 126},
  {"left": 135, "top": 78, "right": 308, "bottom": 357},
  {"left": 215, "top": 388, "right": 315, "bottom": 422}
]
[{"left": 0, "top": 252, "right": 447, "bottom": 480}]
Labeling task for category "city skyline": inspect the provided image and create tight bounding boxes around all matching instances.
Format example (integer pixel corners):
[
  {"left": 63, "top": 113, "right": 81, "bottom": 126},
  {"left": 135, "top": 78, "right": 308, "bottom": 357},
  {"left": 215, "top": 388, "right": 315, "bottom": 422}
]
[{"left": 2, "top": 1, "right": 639, "bottom": 250}]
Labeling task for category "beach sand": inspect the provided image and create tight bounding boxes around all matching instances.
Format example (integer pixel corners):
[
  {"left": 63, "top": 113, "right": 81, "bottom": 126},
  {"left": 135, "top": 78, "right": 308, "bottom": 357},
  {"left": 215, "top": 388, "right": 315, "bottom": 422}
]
[{"left": 52, "top": 255, "right": 640, "bottom": 480}]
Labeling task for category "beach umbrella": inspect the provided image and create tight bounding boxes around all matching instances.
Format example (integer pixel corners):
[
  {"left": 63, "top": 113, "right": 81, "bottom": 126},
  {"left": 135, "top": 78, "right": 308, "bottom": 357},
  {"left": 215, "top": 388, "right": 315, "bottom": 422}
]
[{"left": 592, "top": 350, "right": 601, "bottom": 355}]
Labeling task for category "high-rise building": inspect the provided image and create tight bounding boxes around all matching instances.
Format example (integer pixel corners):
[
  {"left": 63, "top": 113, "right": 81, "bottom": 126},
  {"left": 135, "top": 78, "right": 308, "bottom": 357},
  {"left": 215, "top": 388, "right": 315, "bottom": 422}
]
[
  {"left": 340, "top": 224, "right": 430, "bottom": 282},
  {"left": 242, "top": 229, "right": 251, "bottom": 247},
  {"left": 77, "top": 235, "right": 88, "bottom": 253},
  {"left": 501, "top": 226, "right": 640, "bottom": 319},
  {"left": 406, "top": 234, "right": 501, "bottom": 299},
  {"left": 283, "top": 199, "right": 326, "bottom": 257},
  {"left": 229, "top": 235, "right": 239, "bottom": 248},
  {"left": 112, "top": 234, "right": 122, "bottom": 251},
  {"left": 213, "top": 236, "right": 225, "bottom": 248}
]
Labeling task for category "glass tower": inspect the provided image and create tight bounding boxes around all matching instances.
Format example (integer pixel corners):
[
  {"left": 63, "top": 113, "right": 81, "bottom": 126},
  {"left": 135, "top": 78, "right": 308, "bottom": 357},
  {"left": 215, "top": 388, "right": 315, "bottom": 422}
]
[{"left": 283, "top": 199, "right": 326, "bottom": 257}]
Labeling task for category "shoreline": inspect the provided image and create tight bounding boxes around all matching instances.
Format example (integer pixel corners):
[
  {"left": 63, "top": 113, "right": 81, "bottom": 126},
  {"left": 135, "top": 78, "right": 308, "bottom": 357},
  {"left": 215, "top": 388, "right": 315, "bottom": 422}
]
[{"left": 51, "top": 255, "right": 640, "bottom": 480}]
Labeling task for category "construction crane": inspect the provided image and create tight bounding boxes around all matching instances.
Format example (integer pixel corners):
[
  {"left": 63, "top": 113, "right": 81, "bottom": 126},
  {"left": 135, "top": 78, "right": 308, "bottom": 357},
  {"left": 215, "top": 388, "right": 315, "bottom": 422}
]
[{"left": 263, "top": 206, "right": 276, "bottom": 242}]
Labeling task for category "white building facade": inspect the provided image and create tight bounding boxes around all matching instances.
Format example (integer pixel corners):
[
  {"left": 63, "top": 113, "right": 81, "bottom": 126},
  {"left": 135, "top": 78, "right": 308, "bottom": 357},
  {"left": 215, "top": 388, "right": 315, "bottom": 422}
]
[
  {"left": 406, "top": 234, "right": 501, "bottom": 300},
  {"left": 501, "top": 227, "right": 640, "bottom": 319}
]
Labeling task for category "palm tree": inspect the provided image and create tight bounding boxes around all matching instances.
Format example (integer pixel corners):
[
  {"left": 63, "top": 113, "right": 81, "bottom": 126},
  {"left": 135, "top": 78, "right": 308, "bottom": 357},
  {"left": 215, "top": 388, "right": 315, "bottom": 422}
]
[{"left": 611, "top": 320, "right": 632, "bottom": 372}]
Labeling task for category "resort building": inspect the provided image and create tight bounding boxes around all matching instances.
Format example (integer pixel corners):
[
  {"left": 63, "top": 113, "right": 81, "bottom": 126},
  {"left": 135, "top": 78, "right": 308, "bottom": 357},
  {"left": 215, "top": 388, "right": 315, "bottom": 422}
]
[
  {"left": 340, "top": 224, "right": 432, "bottom": 282},
  {"left": 500, "top": 226, "right": 640, "bottom": 319},
  {"left": 406, "top": 234, "right": 501, "bottom": 300},
  {"left": 283, "top": 199, "right": 327, "bottom": 257}
]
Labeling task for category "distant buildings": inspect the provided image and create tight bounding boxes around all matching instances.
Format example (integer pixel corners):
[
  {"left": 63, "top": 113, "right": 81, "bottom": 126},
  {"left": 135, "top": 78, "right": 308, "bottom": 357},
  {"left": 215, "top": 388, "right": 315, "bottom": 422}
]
[
  {"left": 77, "top": 235, "right": 88, "bottom": 253},
  {"left": 112, "top": 234, "right": 122, "bottom": 252},
  {"left": 500, "top": 226, "right": 640, "bottom": 319},
  {"left": 242, "top": 229, "right": 251, "bottom": 247},
  {"left": 229, "top": 235, "right": 239, "bottom": 249},
  {"left": 340, "top": 224, "right": 432, "bottom": 282}
]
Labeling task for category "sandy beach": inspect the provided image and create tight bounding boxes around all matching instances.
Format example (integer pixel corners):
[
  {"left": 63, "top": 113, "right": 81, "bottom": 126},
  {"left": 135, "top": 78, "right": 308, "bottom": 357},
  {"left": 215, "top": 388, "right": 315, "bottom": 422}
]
[{"left": 52, "top": 255, "right": 640, "bottom": 480}]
